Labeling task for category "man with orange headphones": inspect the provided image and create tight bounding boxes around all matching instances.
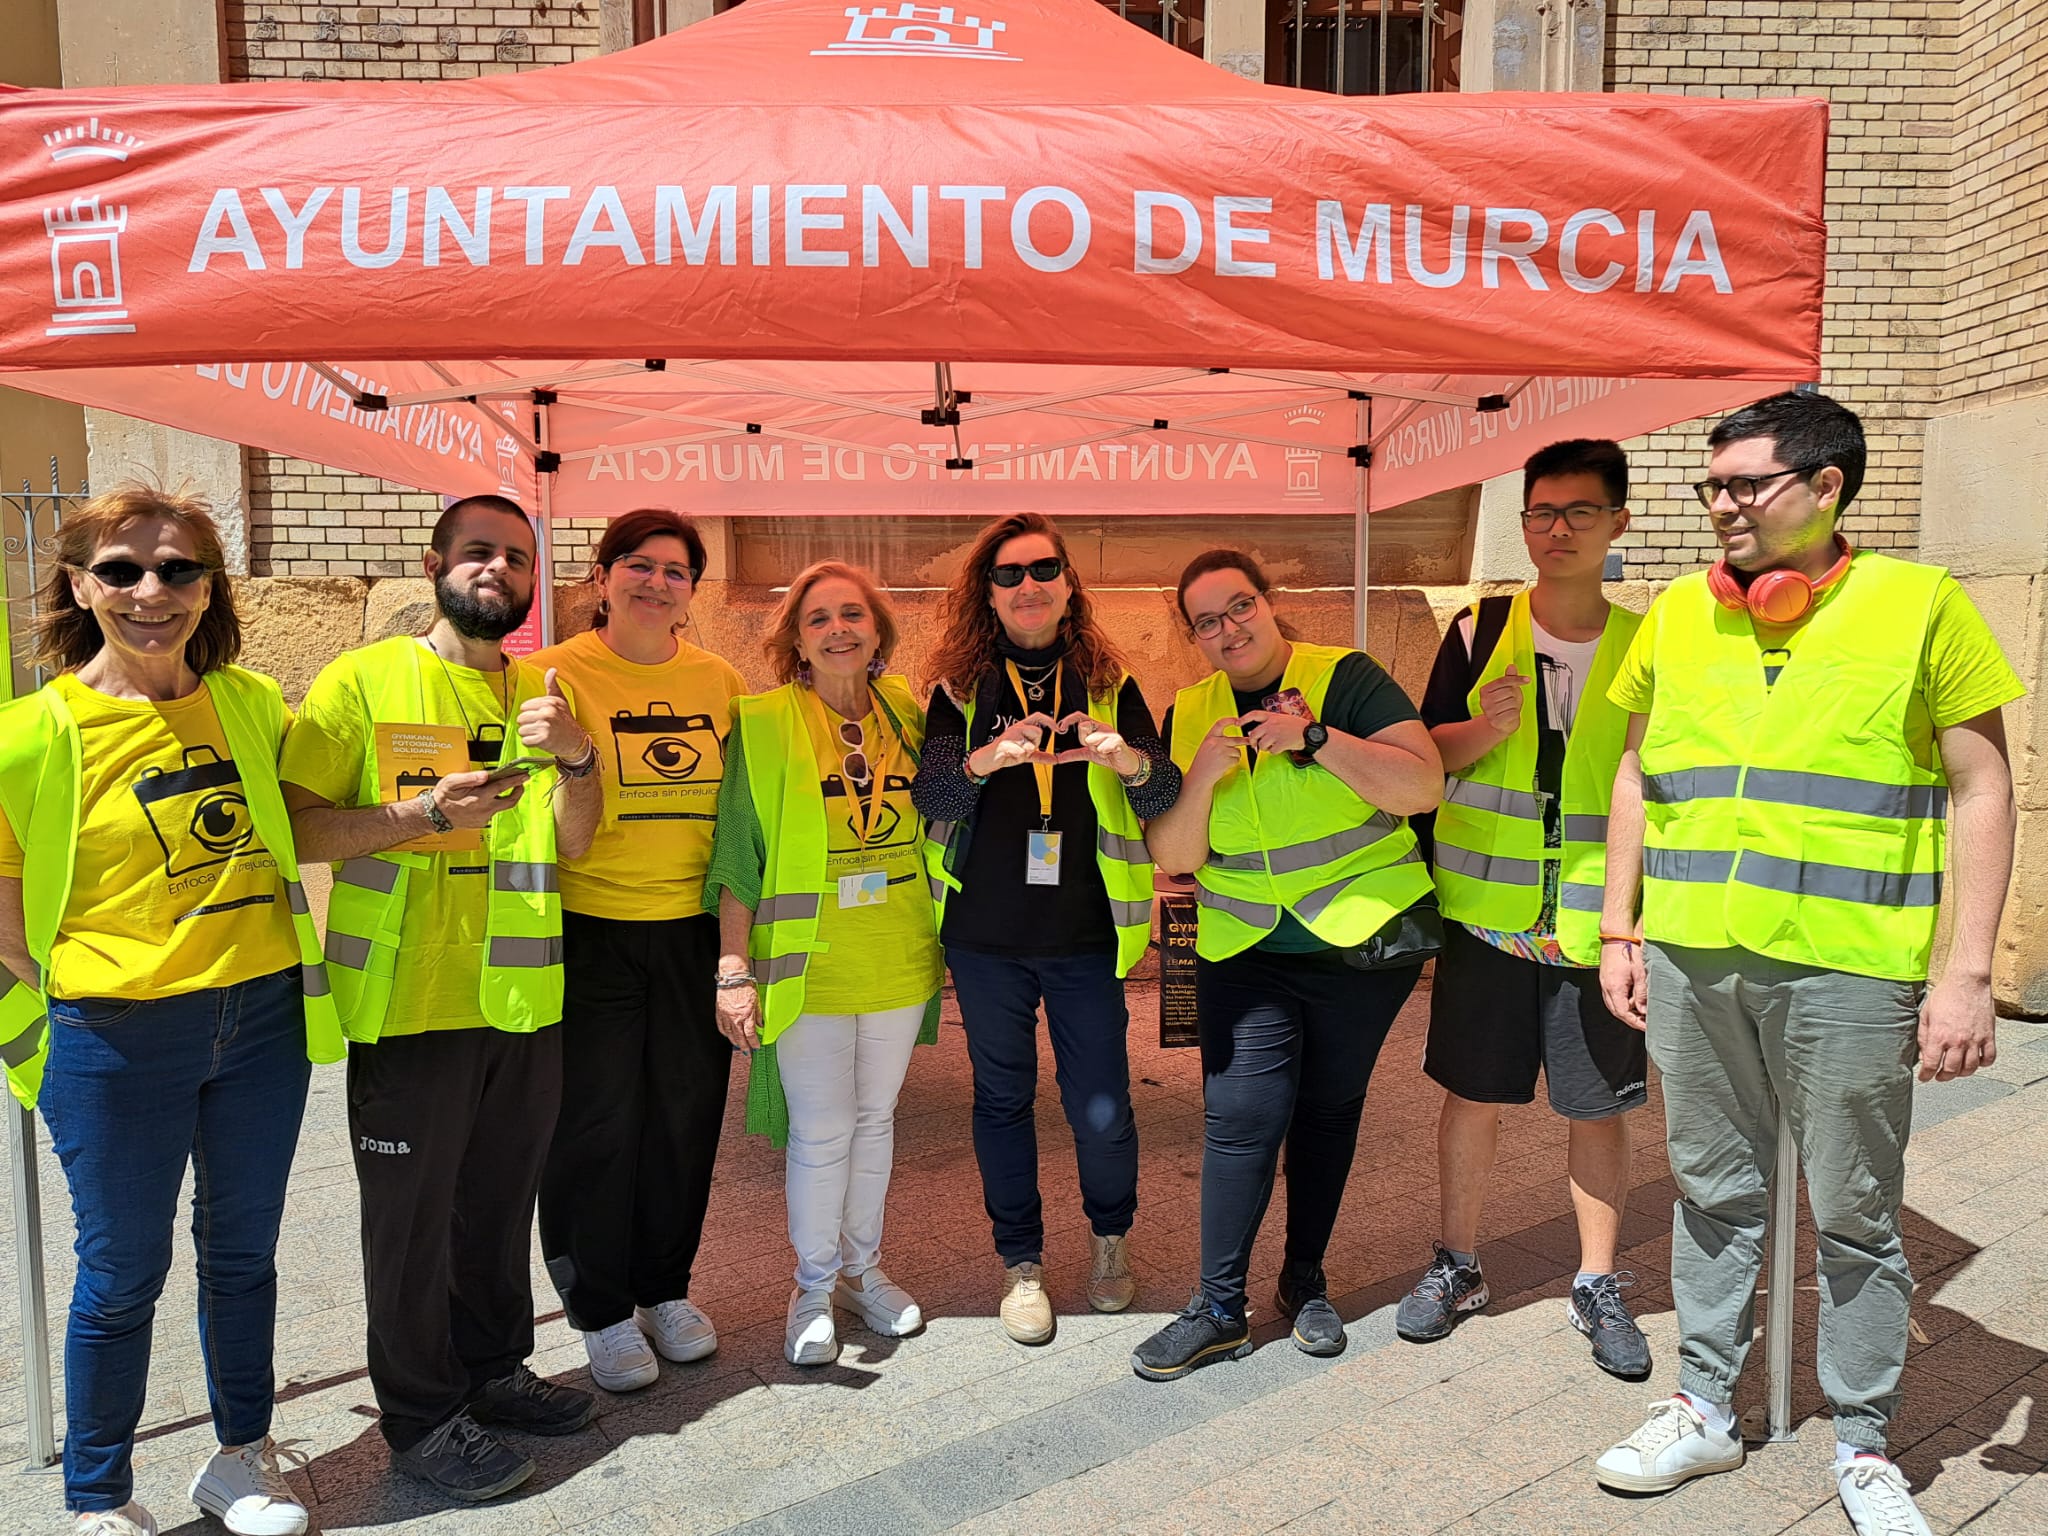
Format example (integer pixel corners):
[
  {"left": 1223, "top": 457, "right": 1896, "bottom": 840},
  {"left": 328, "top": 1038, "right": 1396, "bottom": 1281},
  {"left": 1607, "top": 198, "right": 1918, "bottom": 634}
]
[{"left": 1586, "top": 391, "right": 2021, "bottom": 1536}]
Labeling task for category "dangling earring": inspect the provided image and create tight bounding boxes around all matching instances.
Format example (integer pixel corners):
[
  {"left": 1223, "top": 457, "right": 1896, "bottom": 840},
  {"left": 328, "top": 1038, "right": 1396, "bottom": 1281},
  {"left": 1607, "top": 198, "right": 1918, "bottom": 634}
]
[
  {"left": 797, "top": 658, "right": 814, "bottom": 686},
  {"left": 867, "top": 655, "right": 885, "bottom": 679}
]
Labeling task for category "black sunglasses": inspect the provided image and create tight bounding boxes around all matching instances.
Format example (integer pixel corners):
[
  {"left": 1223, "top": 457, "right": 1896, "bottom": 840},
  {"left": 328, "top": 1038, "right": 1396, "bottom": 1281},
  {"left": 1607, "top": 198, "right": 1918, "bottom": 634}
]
[
  {"left": 990, "top": 557, "right": 1065, "bottom": 588},
  {"left": 81, "top": 558, "right": 216, "bottom": 589}
]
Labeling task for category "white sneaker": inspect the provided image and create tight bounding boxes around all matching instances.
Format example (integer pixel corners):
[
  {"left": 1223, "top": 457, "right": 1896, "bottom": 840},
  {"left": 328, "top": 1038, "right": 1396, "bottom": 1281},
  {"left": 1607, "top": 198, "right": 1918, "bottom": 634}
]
[
  {"left": 583, "top": 1318, "right": 659, "bottom": 1392},
  {"left": 1594, "top": 1397, "right": 1746, "bottom": 1493},
  {"left": 1837, "top": 1455, "right": 1935, "bottom": 1536},
  {"left": 188, "top": 1437, "right": 308, "bottom": 1535},
  {"left": 635, "top": 1298, "right": 717, "bottom": 1363},
  {"left": 785, "top": 1285, "right": 840, "bottom": 1366},
  {"left": 835, "top": 1267, "right": 924, "bottom": 1336},
  {"left": 77, "top": 1505, "right": 157, "bottom": 1536}
]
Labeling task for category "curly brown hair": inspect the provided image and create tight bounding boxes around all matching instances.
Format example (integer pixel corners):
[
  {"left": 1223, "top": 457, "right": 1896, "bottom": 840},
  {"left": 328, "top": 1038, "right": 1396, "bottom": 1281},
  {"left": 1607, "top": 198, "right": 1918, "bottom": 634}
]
[
  {"left": 762, "top": 560, "right": 899, "bottom": 685},
  {"left": 35, "top": 485, "right": 242, "bottom": 676},
  {"left": 924, "top": 513, "right": 1128, "bottom": 702}
]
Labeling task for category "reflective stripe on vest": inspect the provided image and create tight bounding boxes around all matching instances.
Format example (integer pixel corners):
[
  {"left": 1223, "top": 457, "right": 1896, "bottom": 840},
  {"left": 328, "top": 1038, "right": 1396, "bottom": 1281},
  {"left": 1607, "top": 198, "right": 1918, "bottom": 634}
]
[
  {"left": 1637, "top": 556, "right": 1952, "bottom": 980},
  {"left": 1170, "top": 644, "right": 1429, "bottom": 962},
  {"left": 1429, "top": 592, "right": 1639, "bottom": 965},
  {"left": 317, "top": 638, "right": 562, "bottom": 1040},
  {"left": 923, "top": 681, "right": 1155, "bottom": 979},
  {"left": 0, "top": 667, "right": 344, "bottom": 1108},
  {"left": 737, "top": 676, "right": 932, "bottom": 1039}
]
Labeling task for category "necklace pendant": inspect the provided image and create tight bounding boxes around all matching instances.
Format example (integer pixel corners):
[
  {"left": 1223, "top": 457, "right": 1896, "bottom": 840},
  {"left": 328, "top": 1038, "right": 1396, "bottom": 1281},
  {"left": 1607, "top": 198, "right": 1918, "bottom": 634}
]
[{"left": 1026, "top": 684, "right": 1044, "bottom": 701}]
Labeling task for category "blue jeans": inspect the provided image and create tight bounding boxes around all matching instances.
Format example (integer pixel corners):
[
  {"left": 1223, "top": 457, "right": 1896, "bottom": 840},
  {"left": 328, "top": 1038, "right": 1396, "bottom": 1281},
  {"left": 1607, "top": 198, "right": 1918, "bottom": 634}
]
[
  {"left": 946, "top": 948, "right": 1138, "bottom": 1265},
  {"left": 39, "top": 968, "right": 310, "bottom": 1513}
]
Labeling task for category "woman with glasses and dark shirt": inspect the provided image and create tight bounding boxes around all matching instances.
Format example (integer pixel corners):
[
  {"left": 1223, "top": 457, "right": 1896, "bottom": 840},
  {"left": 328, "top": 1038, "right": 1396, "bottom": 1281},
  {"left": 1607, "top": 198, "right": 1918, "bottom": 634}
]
[
  {"left": 1131, "top": 549, "right": 1441, "bottom": 1382},
  {"left": 910, "top": 513, "right": 1179, "bottom": 1345},
  {"left": 704, "top": 561, "right": 941, "bottom": 1368},
  {"left": 531, "top": 510, "right": 746, "bottom": 1394},
  {"left": 0, "top": 488, "right": 341, "bottom": 1536}
]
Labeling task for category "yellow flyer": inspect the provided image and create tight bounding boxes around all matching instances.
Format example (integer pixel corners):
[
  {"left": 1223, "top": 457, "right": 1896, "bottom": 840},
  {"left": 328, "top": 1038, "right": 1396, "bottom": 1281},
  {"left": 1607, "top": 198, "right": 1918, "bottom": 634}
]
[{"left": 375, "top": 721, "right": 480, "bottom": 853}]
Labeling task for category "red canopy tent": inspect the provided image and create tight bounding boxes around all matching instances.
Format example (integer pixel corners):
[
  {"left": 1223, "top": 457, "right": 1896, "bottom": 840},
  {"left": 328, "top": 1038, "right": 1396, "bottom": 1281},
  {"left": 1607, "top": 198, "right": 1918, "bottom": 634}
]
[{"left": 0, "top": 0, "right": 1825, "bottom": 532}]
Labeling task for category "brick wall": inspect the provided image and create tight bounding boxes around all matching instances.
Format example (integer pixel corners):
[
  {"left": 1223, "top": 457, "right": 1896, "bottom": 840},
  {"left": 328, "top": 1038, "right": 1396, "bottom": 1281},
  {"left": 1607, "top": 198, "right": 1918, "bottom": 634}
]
[
  {"left": 1945, "top": 4, "right": 2048, "bottom": 411},
  {"left": 225, "top": 4, "right": 603, "bottom": 575},
  {"left": 1605, "top": 0, "right": 1949, "bottom": 578}
]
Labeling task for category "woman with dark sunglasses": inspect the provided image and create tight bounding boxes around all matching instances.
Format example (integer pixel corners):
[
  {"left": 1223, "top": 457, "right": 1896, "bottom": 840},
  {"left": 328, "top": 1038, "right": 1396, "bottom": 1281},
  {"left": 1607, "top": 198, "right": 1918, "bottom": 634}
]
[
  {"left": 0, "top": 488, "right": 341, "bottom": 1536},
  {"left": 530, "top": 510, "right": 746, "bottom": 1394},
  {"left": 704, "top": 561, "right": 942, "bottom": 1367},
  {"left": 911, "top": 513, "right": 1180, "bottom": 1345}
]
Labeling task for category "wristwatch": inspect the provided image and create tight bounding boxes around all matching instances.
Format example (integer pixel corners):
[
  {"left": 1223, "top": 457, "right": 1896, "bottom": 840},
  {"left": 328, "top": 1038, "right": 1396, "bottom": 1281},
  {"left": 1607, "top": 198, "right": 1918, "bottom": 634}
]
[
  {"left": 1299, "top": 722, "right": 1330, "bottom": 760},
  {"left": 416, "top": 785, "right": 454, "bottom": 834}
]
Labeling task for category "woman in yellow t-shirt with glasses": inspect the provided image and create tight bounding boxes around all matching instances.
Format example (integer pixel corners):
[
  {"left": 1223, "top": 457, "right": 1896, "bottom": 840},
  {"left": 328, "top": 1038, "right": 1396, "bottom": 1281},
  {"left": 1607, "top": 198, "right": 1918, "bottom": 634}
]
[
  {"left": 704, "top": 561, "right": 943, "bottom": 1368},
  {"left": 531, "top": 509, "right": 746, "bottom": 1394},
  {"left": 0, "top": 488, "right": 340, "bottom": 1536}
]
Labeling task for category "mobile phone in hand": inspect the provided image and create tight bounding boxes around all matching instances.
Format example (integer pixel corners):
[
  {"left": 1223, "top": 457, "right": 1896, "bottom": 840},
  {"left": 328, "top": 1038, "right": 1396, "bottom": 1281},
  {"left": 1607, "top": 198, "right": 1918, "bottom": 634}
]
[{"left": 481, "top": 754, "right": 555, "bottom": 785}]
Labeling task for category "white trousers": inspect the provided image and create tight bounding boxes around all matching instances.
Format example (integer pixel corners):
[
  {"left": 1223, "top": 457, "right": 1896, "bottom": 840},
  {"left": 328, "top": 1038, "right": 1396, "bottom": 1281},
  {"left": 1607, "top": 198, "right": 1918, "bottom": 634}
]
[{"left": 776, "top": 1002, "right": 924, "bottom": 1293}]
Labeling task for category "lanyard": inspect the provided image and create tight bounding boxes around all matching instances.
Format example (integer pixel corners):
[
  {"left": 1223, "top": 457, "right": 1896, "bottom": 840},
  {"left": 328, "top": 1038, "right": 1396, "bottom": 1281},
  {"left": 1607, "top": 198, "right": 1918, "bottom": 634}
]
[
  {"left": 1003, "top": 659, "right": 1061, "bottom": 828},
  {"left": 802, "top": 684, "right": 895, "bottom": 847}
]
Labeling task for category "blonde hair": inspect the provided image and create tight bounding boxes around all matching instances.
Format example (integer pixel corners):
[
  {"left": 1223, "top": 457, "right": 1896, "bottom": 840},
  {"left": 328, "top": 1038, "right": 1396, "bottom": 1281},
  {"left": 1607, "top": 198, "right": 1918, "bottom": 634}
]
[{"left": 762, "top": 560, "right": 899, "bottom": 684}]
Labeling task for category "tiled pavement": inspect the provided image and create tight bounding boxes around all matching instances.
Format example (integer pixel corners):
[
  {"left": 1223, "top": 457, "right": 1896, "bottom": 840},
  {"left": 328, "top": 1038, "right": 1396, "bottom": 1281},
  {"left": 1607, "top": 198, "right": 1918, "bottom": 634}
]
[{"left": 4, "top": 979, "right": 2047, "bottom": 1535}]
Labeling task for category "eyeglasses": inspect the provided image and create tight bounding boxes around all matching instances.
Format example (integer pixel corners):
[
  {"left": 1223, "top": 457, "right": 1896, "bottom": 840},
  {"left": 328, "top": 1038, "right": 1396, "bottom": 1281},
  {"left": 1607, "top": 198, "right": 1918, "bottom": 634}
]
[
  {"left": 612, "top": 555, "right": 696, "bottom": 587},
  {"left": 1692, "top": 464, "right": 1823, "bottom": 510},
  {"left": 1521, "top": 503, "right": 1621, "bottom": 532},
  {"left": 838, "top": 720, "right": 870, "bottom": 786},
  {"left": 78, "top": 558, "right": 215, "bottom": 589},
  {"left": 990, "top": 557, "right": 1065, "bottom": 588},
  {"left": 1190, "top": 594, "right": 1261, "bottom": 640}
]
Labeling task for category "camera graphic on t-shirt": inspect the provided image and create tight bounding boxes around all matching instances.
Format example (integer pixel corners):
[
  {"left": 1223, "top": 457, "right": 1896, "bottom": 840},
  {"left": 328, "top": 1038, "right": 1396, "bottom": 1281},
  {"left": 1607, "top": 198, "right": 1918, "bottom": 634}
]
[
  {"left": 610, "top": 704, "right": 721, "bottom": 786},
  {"left": 468, "top": 722, "right": 505, "bottom": 767},
  {"left": 132, "top": 745, "right": 255, "bottom": 878},
  {"left": 822, "top": 771, "right": 913, "bottom": 849},
  {"left": 394, "top": 766, "right": 442, "bottom": 798}
]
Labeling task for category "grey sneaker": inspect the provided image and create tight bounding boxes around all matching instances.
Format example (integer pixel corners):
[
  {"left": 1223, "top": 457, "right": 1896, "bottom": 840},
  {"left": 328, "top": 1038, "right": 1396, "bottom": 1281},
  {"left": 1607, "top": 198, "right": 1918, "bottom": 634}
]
[
  {"left": 1569, "top": 1271, "right": 1652, "bottom": 1380},
  {"left": 1395, "top": 1241, "right": 1489, "bottom": 1343}
]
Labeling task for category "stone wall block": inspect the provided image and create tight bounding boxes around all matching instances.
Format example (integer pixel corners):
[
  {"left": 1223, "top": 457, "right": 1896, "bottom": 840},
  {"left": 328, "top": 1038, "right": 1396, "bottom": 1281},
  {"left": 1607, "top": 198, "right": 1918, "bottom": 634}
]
[
  {"left": 362, "top": 577, "right": 437, "bottom": 642},
  {"left": 232, "top": 576, "right": 368, "bottom": 704}
]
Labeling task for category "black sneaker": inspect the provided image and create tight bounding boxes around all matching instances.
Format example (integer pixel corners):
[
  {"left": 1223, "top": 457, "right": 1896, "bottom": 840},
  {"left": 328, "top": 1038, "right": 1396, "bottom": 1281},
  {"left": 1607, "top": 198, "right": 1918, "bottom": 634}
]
[
  {"left": 392, "top": 1412, "right": 535, "bottom": 1502},
  {"left": 1130, "top": 1296, "right": 1252, "bottom": 1382},
  {"left": 469, "top": 1363, "right": 598, "bottom": 1436},
  {"left": 1275, "top": 1261, "right": 1346, "bottom": 1358},
  {"left": 1570, "top": 1271, "right": 1652, "bottom": 1380},
  {"left": 1395, "top": 1241, "right": 1489, "bottom": 1343}
]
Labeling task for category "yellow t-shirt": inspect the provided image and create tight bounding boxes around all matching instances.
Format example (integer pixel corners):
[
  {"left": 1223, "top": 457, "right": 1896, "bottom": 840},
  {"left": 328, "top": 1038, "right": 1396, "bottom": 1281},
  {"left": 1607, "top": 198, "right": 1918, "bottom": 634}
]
[
  {"left": 804, "top": 698, "right": 943, "bottom": 1016},
  {"left": 529, "top": 629, "right": 744, "bottom": 921},
  {"left": 280, "top": 639, "right": 553, "bottom": 1036},
  {"left": 0, "top": 674, "right": 300, "bottom": 1001},
  {"left": 1611, "top": 566, "right": 2025, "bottom": 773}
]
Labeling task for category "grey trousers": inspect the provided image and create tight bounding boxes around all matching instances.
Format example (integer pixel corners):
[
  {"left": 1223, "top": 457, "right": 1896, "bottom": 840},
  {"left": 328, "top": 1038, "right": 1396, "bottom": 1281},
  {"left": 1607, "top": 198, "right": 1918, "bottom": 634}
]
[{"left": 1646, "top": 943, "right": 1922, "bottom": 1452}]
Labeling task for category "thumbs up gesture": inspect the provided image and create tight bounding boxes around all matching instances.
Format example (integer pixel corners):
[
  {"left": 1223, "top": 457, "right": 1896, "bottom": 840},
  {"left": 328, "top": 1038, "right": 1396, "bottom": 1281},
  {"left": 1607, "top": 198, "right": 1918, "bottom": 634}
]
[
  {"left": 1477, "top": 665, "right": 1530, "bottom": 741},
  {"left": 518, "top": 665, "right": 590, "bottom": 762}
]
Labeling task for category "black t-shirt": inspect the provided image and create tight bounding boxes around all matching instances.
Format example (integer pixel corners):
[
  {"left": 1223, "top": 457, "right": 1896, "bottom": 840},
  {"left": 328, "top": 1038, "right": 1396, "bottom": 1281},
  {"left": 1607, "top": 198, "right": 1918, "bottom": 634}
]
[
  {"left": 914, "top": 665, "right": 1176, "bottom": 957},
  {"left": 1161, "top": 650, "right": 1420, "bottom": 952}
]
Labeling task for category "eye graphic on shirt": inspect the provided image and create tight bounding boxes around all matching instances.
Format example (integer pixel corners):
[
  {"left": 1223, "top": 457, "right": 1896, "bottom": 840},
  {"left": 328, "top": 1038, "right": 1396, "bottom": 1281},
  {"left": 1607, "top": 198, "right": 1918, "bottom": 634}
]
[
  {"left": 822, "top": 772, "right": 913, "bottom": 848},
  {"left": 611, "top": 705, "right": 720, "bottom": 786},
  {"left": 132, "top": 745, "right": 255, "bottom": 878}
]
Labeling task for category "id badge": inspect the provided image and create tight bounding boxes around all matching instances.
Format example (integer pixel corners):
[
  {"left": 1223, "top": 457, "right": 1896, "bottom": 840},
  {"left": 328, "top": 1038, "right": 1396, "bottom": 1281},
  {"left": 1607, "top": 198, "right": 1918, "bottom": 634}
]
[
  {"left": 1026, "top": 830, "right": 1063, "bottom": 886},
  {"left": 838, "top": 871, "right": 889, "bottom": 909}
]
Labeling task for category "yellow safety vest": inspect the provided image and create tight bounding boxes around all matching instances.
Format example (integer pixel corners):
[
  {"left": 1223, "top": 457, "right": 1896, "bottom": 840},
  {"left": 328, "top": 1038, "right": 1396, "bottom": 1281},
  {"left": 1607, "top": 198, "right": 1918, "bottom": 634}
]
[
  {"left": 1431, "top": 592, "right": 1641, "bottom": 964},
  {"left": 732, "top": 676, "right": 928, "bottom": 1041},
  {"left": 1638, "top": 553, "right": 1950, "bottom": 981},
  {"left": 319, "top": 637, "right": 563, "bottom": 1041},
  {"left": 0, "top": 667, "right": 344, "bottom": 1108},
  {"left": 1169, "top": 643, "right": 1430, "bottom": 962},
  {"left": 920, "top": 679, "right": 1156, "bottom": 978}
]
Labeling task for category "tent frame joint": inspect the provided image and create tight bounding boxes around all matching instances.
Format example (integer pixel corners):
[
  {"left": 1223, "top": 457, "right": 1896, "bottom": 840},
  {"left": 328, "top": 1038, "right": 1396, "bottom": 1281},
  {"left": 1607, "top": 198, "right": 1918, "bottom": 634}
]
[
  {"left": 532, "top": 388, "right": 558, "bottom": 406},
  {"left": 946, "top": 456, "right": 974, "bottom": 471},
  {"left": 1476, "top": 394, "right": 1510, "bottom": 412},
  {"left": 353, "top": 391, "right": 388, "bottom": 412},
  {"left": 535, "top": 450, "right": 562, "bottom": 474},
  {"left": 1348, "top": 444, "right": 1373, "bottom": 467}
]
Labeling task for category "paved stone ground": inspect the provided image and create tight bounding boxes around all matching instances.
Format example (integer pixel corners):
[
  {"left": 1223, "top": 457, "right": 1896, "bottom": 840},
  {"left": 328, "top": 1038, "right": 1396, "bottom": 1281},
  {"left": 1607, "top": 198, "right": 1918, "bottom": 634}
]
[{"left": 4, "top": 980, "right": 2047, "bottom": 1535}]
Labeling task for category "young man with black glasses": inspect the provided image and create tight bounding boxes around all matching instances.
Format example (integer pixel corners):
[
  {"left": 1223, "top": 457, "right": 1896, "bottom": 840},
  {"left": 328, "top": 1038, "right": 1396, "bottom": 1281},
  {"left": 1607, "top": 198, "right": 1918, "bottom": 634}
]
[
  {"left": 1591, "top": 393, "right": 2020, "bottom": 1536},
  {"left": 1398, "top": 439, "right": 1653, "bottom": 1380}
]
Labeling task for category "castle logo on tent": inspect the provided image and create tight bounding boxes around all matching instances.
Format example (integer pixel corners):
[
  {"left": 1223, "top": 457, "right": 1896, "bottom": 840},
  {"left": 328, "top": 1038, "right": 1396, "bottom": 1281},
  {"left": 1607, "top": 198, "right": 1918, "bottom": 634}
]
[
  {"left": 813, "top": 4, "right": 1020, "bottom": 62},
  {"left": 43, "top": 118, "right": 144, "bottom": 164},
  {"left": 1283, "top": 406, "right": 1325, "bottom": 501},
  {"left": 43, "top": 196, "right": 136, "bottom": 338}
]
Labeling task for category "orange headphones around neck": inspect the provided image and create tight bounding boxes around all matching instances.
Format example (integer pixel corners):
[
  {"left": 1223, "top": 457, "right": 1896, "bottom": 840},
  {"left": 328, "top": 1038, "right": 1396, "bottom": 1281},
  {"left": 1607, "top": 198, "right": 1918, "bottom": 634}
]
[{"left": 1706, "top": 535, "right": 1853, "bottom": 625}]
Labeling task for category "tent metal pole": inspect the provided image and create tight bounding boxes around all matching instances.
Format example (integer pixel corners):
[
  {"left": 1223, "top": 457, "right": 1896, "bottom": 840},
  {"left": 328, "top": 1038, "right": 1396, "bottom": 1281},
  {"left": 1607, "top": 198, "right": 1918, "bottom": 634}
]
[
  {"left": 536, "top": 400, "right": 557, "bottom": 650},
  {"left": 1353, "top": 396, "right": 1371, "bottom": 650},
  {"left": 10, "top": 1097, "right": 55, "bottom": 1469},
  {"left": 1764, "top": 1110, "right": 1799, "bottom": 1442}
]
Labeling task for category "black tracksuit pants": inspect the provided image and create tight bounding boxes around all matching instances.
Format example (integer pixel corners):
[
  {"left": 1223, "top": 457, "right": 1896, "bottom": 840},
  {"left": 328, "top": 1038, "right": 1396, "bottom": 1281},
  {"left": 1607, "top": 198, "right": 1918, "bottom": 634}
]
[{"left": 348, "top": 1025, "right": 563, "bottom": 1451}]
